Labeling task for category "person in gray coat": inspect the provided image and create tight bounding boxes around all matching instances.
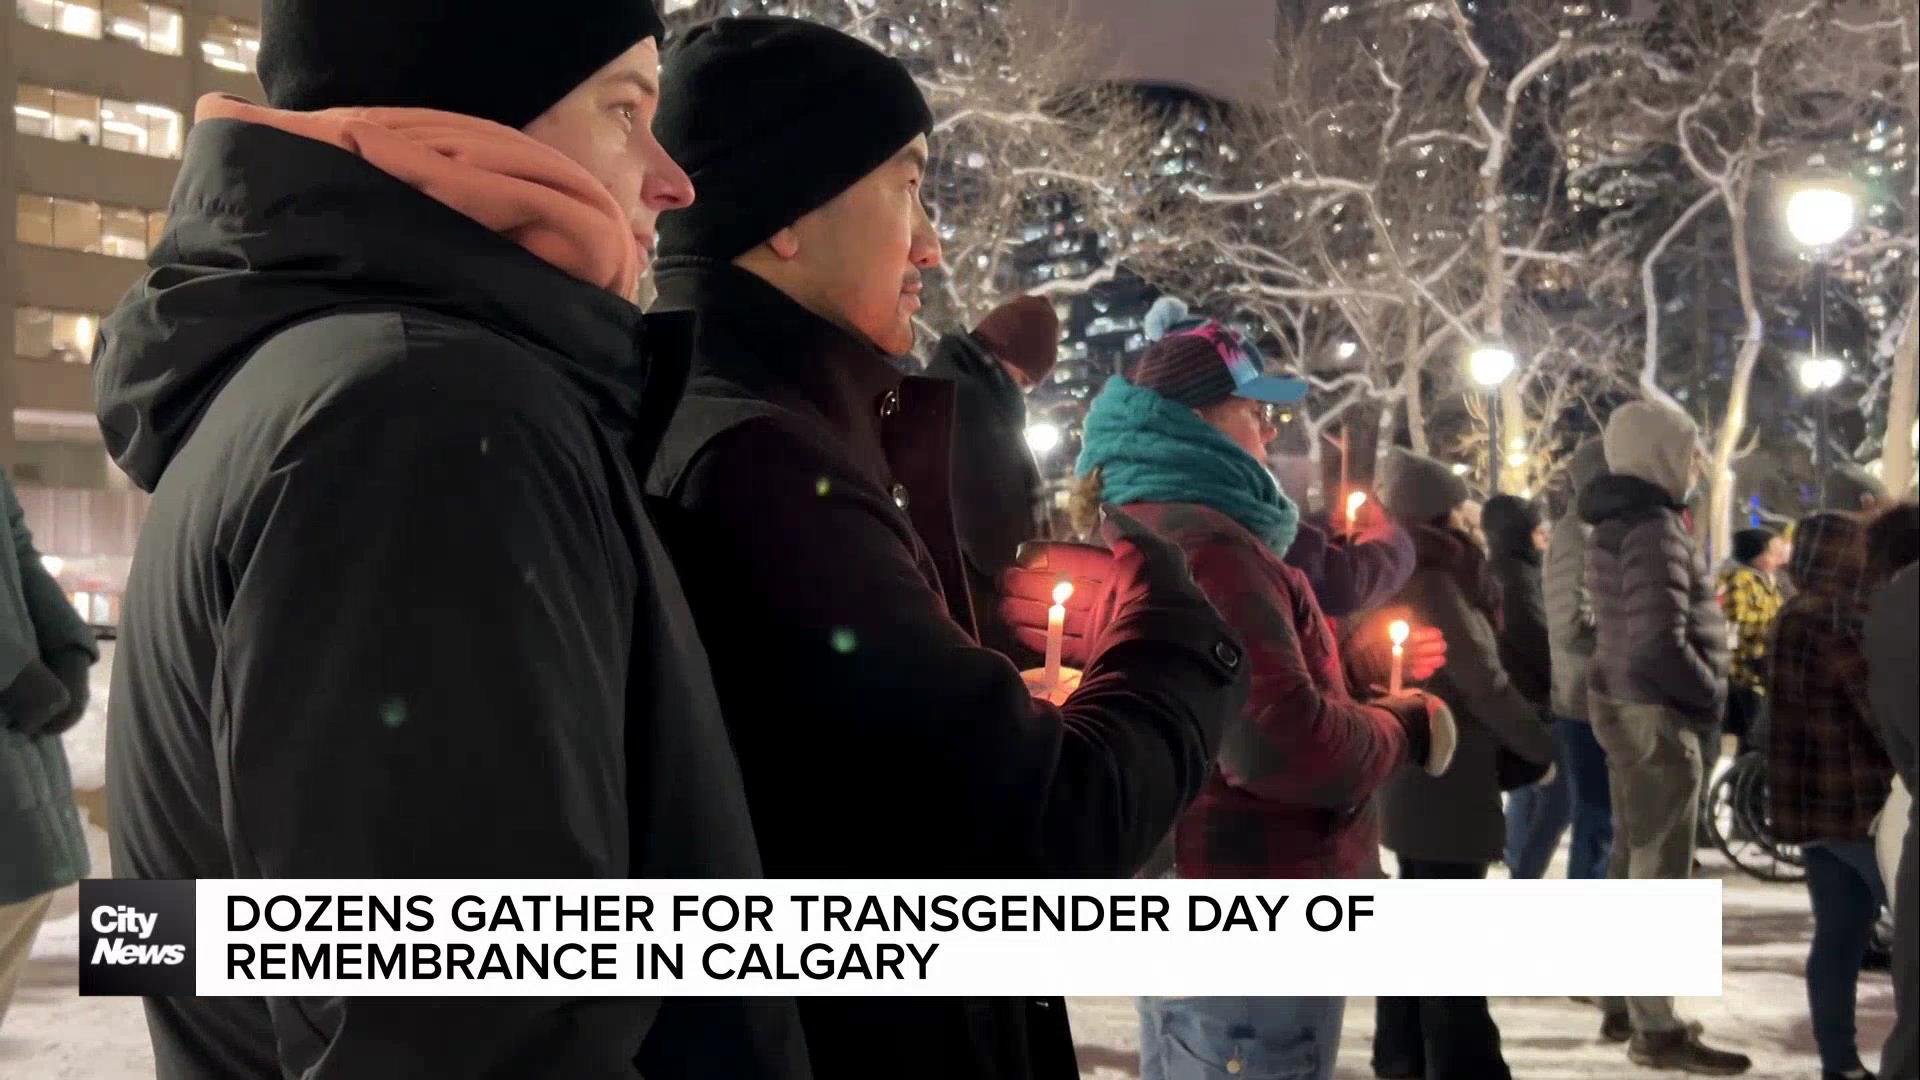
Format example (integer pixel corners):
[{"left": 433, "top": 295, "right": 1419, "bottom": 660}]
[
  {"left": 0, "top": 473, "right": 98, "bottom": 1028},
  {"left": 1541, "top": 438, "right": 1614, "bottom": 880},
  {"left": 1579, "top": 400, "right": 1748, "bottom": 1075},
  {"left": 1864, "top": 507, "right": 1916, "bottom": 1080},
  {"left": 1363, "top": 449, "right": 1555, "bottom": 1080}
]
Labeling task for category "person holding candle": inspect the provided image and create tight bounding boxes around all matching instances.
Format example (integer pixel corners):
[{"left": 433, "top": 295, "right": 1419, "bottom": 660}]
[
  {"left": 1069, "top": 312, "right": 1456, "bottom": 1080},
  {"left": 645, "top": 20, "right": 1248, "bottom": 1078},
  {"left": 1136, "top": 299, "right": 1418, "bottom": 622},
  {"left": 1359, "top": 449, "right": 1556, "bottom": 1080}
]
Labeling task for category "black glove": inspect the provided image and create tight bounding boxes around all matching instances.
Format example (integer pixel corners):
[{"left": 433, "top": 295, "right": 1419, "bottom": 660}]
[
  {"left": 1375, "top": 691, "right": 1457, "bottom": 777},
  {"left": 1, "top": 659, "right": 71, "bottom": 737},
  {"left": 41, "top": 647, "right": 93, "bottom": 735},
  {"left": 1497, "top": 748, "right": 1552, "bottom": 791},
  {"left": 1000, "top": 505, "right": 1238, "bottom": 671}
]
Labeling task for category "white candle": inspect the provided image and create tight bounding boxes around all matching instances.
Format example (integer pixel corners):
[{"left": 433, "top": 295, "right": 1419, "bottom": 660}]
[
  {"left": 1044, "top": 581, "right": 1073, "bottom": 693},
  {"left": 1346, "top": 490, "right": 1367, "bottom": 534},
  {"left": 1388, "top": 619, "right": 1410, "bottom": 695}
]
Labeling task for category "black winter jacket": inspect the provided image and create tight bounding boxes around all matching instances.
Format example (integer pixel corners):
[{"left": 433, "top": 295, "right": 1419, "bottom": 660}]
[
  {"left": 1578, "top": 474, "right": 1727, "bottom": 726},
  {"left": 94, "top": 120, "right": 801, "bottom": 1080},
  {"left": 923, "top": 330, "right": 1047, "bottom": 660},
  {"left": 645, "top": 258, "right": 1246, "bottom": 1080}
]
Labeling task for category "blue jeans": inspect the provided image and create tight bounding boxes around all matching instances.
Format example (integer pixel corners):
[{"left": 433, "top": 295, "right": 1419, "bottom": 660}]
[
  {"left": 1804, "top": 839, "right": 1889, "bottom": 1074},
  {"left": 1504, "top": 717, "right": 1613, "bottom": 878},
  {"left": 1558, "top": 718, "right": 1614, "bottom": 879},
  {"left": 1138, "top": 996, "right": 1346, "bottom": 1080}
]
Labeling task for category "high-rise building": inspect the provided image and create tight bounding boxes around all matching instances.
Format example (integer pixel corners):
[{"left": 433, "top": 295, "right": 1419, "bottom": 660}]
[{"left": 5, "top": 0, "right": 262, "bottom": 621}]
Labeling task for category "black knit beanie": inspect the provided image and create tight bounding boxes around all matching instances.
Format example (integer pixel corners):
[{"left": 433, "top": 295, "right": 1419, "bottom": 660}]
[
  {"left": 260, "top": 1, "right": 665, "bottom": 130},
  {"left": 655, "top": 17, "right": 933, "bottom": 261},
  {"left": 1732, "top": 528, "right": 1777, "bottom": 564}
]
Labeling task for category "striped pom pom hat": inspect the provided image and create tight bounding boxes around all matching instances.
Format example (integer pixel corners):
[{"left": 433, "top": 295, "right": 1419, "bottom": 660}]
[{"left": 1124, "top": 297, "right": 1307, "bottom": 408}]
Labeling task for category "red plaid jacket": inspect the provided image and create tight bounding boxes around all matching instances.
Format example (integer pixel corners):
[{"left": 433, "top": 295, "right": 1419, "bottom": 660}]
[
  {"left": 1767, "top": 513, "right": 1894, "bottom": 842},
  {"left": 1123, "top": 502, "right": 1414, "bottom": 880}
]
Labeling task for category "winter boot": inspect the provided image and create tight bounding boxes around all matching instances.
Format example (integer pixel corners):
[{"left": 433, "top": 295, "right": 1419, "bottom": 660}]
[
  {"left": 1626, "top": 1028, "right": 1751, "bottom": 1074},
  {"left": 1603, "top": 1011, "right": 1703, "bottom": 1044}
]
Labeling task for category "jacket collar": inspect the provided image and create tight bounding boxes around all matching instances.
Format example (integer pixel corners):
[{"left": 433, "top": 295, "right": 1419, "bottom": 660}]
[
  {"left": 95, "top": 121, "right": 660, "bottom": 488},
  {"left": 651, "top": 257, "right": 908, "bottom": 483}
]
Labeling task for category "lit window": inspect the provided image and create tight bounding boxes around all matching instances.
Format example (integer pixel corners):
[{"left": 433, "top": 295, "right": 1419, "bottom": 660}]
[
  {"left": 13, "top": 84, "right": 54, "bottom": 138},
  {"left": 200, "top": 16, "right": 260, "bottom": 74},
  {"left": 15, "top": 83, "right": 181, "bottom": 158},
  {"left": 101, "top": 205, "right": 149, "bottom": 258},
  {"left": 15, "top": 306, "right": 101, "bottom": 364},
  {"left": 103, "top": 1, "right": 184, "bottom": 56},
  {"left": 17, "top": 0, "right": 102, "bottom": 39},
  {"left": 17, "top": 192, "right": 166, "bottom": 259}
]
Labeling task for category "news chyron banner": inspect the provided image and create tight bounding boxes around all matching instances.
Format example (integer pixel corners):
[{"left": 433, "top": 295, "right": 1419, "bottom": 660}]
[{"left": 82, "top": 879, "right": 1724, "bottom": 998}]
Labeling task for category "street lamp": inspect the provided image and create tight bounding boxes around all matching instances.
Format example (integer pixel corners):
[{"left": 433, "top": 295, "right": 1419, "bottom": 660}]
[
  {"left": 1468, "top": 345, "right": 1517, "bottom": 494},
  {"left": 1025, "top": 421, "right": 1063, "bottom": 456},
  {"left": 1784, "top": 180, "right": 1857, "bottom": 505}
]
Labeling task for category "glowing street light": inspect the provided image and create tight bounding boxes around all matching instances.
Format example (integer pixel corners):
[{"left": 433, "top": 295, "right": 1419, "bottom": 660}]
[
  {"left": 1336, "top": 340, "right": 1359, "bottom": 361},
  {"left": 1797, "top": 356, "right": 1845, "bottom": 392},
  {"left": 1025, "top": 422, "right": 1062, "bottom": 455},
  {"left": 1785, "top": 181, "right": 1857, "bottom": 507},
  {"left": 1784, "top": 186, "right": 1857, "bottom": 248},
  {"left": 1466, "top": 344, "right": 1518, "bottom": 493},
  {"left": 1467, "top": 345, "right": 1517, "bottom": 388}
]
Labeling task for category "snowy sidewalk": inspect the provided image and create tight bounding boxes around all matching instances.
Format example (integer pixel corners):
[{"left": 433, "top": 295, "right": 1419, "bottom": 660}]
[
  {"left": 3, "top": 853, "right": 1891, "bottom": 1079},
  {"left": 1066, "top": 857, "right": 1895, "bottom": 1080}
]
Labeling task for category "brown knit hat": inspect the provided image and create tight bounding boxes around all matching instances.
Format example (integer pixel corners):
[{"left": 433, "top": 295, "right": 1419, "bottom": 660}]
[{"left": 971, "top": 296, "right": 1059, "bottom": 385}]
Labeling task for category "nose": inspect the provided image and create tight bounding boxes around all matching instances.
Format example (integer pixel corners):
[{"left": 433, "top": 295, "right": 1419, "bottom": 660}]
[
  {"left": 638, "top": 129, "right": 694, "bottom": 211},
  {"left": 910, "top": 200, "right": 942, "bottom": 270}
]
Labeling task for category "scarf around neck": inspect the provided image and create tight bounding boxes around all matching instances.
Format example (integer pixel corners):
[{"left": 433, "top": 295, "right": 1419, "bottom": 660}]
[{"left": 1076, "top": 375, "right": 1300, "bottom": 557}]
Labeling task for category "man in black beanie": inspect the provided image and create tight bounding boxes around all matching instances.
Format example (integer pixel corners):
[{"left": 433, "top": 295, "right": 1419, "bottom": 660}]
[
  {"left": 648, "top": 17, "right": 1248, "bottom": 1080},
  {"left": 95, "top": 4, "right": 805, "bottom": 1078}
]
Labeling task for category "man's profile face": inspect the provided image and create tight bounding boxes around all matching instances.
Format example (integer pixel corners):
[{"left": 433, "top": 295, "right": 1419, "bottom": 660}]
[
  {"left": 777, "top": 136, "right": 943, "bottom": 355},
  {"left": 523, "top": 39, "right": 691, "bottom": 280}
]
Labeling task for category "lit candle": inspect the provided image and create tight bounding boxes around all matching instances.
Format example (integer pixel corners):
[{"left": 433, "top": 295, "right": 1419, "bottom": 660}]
[
  {"left": 1044, "top": 581, "right": 1073, "bottom": 694},
  {"left": 1346, "top": 490, "right": 1368, "bottom": 534},
  {"left": 1388, "top": 619, "right": 1410, "bottom": 695}
]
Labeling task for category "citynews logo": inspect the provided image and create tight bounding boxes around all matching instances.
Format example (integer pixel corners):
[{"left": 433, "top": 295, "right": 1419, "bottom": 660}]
[{"left": 79, "top": 879, "right": 197, "bottom": 996}]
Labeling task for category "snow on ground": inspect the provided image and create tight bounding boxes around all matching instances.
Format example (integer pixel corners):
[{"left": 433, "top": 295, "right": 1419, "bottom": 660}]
[{"left": 4, "top": 838, "right": 1890, "bottom": 1079}]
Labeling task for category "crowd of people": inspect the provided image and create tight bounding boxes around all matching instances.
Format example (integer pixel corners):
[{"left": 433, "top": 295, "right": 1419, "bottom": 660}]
[{"left": 0, "top": 3, "right": 1911, "bottom": 1079}]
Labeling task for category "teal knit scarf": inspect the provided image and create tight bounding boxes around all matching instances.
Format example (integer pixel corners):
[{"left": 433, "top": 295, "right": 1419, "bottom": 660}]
[{"left": 1076, "top": 376, "right": 1300, "bottom": 557}]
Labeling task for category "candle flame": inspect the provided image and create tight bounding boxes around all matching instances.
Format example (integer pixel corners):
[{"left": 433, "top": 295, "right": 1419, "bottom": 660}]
[
  {"left": 1389, "top": 619, "right": 1410, "bottom": 645},
  {"left": 1052, "top": 581, "right": 1074, "bottom": 606},
  {"left": 1346, "top": 491, "right": 1367, "bottom": 517}
]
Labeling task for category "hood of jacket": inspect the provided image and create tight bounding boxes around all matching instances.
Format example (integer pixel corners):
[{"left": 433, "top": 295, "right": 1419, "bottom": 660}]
[
  {"left": 1603, "top": 400, "right": 1697, "bottom": 503},
  {"left": 1578, "top": 472, "right": 1684, "bottom": 528},
  {"left": 1481, "top": 494, "right": 1542, "bottom": 565},
  {"left": 926, "top": 331, "right": 1025, "bottom": 430},
  {"left": 1788, "top": 512, "right": 1872, "bottom": 609},
  {"left": 1408, "top": 522, "right": 1501, "bottom": 619},
  {"left": 94, "top": 119, "right": 657, "bottom": 492}
]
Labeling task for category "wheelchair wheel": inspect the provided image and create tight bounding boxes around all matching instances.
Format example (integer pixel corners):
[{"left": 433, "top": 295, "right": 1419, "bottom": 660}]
[{"left": 1705, "top": 753, "right": 1806, "bottom": 883}]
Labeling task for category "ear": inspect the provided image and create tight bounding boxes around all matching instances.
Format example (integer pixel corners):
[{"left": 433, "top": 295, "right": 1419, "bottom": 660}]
[{"left": 767, "top": 226, "right": 800, "bottom": 260}]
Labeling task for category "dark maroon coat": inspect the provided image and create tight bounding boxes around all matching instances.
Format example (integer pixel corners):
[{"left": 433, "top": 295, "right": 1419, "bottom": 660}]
[{"left": 1123, "top": 502, "right": 1418, "bottom": 880}]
